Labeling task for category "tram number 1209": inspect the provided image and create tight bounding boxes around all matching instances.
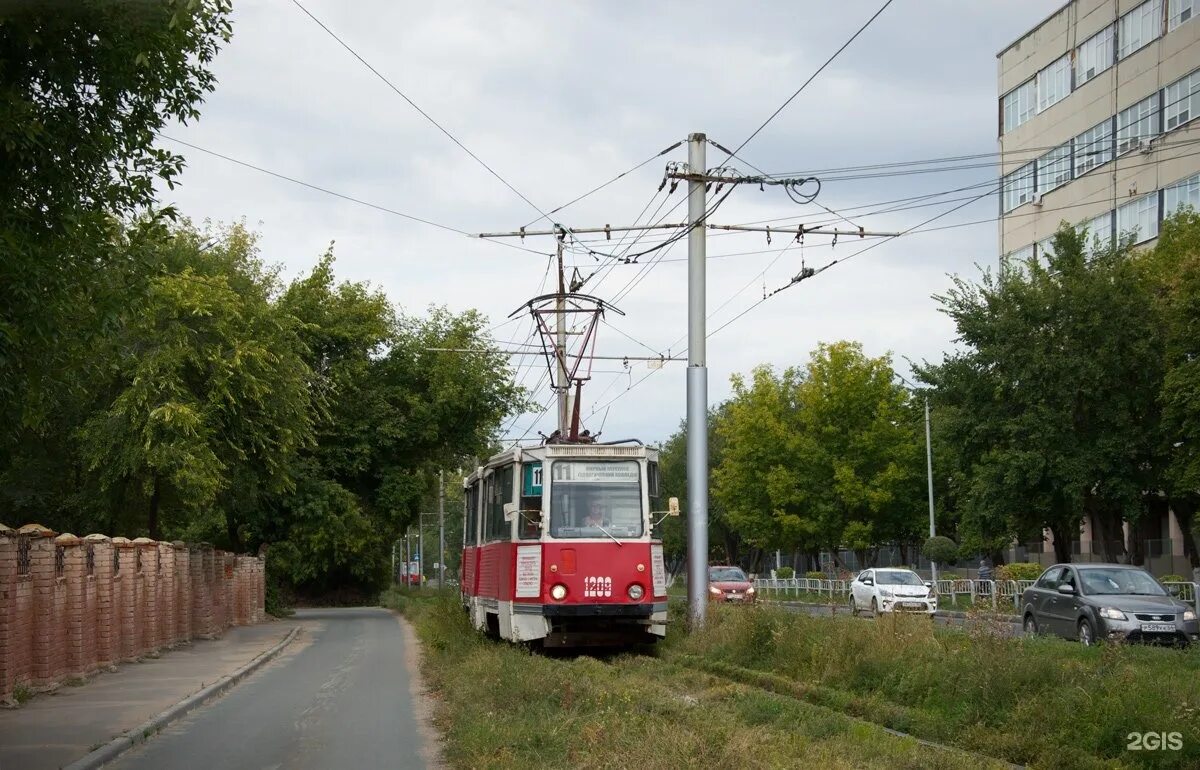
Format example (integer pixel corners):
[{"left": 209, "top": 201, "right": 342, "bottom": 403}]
[{"left": 583, "top": 576, "right": 612, "bottom": 598}]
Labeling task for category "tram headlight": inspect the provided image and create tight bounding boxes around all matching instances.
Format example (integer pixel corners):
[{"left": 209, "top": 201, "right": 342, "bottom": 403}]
[
  {"left": 627, "top": 584, "right": 645, "bottom": 601},
  {"left": 550, "top": 584, "right": 568, "bottom": 601}
]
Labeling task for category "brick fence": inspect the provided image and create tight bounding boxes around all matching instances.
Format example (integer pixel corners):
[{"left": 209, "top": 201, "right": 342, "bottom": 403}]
[{"left": 0, "top": 523, "right": 265, "bottom": 704}]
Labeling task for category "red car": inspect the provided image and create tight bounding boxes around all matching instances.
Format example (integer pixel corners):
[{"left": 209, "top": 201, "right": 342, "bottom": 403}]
[{"left": 708, "top": 565, "right": 756, "bottom": 603}]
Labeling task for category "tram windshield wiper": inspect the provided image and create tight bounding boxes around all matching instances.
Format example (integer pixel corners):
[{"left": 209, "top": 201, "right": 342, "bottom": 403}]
[{"left": 594, "top": 523, "right": 622, "bottom": 547}]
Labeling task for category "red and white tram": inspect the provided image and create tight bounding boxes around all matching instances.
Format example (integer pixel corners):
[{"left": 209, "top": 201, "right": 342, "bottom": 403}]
[{"left": 460, "top": 440, "right": 670, "bottom": 647}]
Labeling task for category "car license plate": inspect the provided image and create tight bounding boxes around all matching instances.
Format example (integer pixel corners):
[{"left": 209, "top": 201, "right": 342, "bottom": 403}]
[
  {"left": 903, "top": 602, "right": 923, "bottom": 610},
  {"left": 728, "top": 592, "right": 741, "bottom": 599},
  {"left": 1141, "top": 622, "right": 1175, "bottom": 633}
]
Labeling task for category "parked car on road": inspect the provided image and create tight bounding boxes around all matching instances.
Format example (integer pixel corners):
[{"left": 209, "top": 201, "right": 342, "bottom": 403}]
[
  {"left": 1020, "top": 564, "right": 1199, "bottom": 646},
  {"left": 708, "top": 565, "right": 756, "bottom": 603},
  {"left": 849, "top": 568, "right": 937, "bottom": 616}
]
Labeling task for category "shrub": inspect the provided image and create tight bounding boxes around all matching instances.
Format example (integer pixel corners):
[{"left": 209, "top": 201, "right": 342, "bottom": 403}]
[
  {"left": 775, "top": 566, "right": 794, "bottom": 579},
  {"left": 937, "top": 572, "right": 960, "bottom": 581},
  {"left": 996, "top": 562, "right": 1043, "bottom": 582},
  {"left": 921, "top": 535, "right": 959, "bottom": 565},
  {"left": 804, "top": 570, "right": 827, "bottom": 580},
  {"left": 1159, "top": 574, "right": 1187, "bottom": 583}
]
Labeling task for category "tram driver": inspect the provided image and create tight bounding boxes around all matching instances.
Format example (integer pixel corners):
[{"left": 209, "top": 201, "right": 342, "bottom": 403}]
[{"left": 583, "top": 500, "right": 607, "bottom": 528}]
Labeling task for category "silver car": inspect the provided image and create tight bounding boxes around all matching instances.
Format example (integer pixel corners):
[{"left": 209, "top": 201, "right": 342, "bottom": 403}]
[{"left": 1020, "top": 563, "right": 1199, "bottom": 646}]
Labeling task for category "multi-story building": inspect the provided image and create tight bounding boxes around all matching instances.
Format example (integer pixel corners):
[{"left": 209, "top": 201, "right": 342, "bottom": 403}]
[
  {"left": 998, "top": 0, "right": 1200, "bottom": 267},
  {"left": 996, "top": 0, "right": 1199, "bottom": 575}
]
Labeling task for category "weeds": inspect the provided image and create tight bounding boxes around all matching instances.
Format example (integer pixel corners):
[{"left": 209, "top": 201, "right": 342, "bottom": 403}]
[
  {"left": 673, "top": 603, "right": 1200, "bottom": 769},
  {"left": 382, "top": 589, "right": 1007, "bottom": 769}
]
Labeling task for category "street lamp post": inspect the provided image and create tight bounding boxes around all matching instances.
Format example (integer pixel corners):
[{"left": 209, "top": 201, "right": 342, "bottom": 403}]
[{"left": 895, "top": 373, "right": 938, "bottom": 584}]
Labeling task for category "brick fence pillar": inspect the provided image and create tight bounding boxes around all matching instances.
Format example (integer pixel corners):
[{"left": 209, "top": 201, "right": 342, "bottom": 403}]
[
  {"left": 222, "top": 553, "right": 235, "bottom": 631},
  {"left": 158, "top": 543, "right": 174, "bottom": 648},
  {"left": 257, "top": 556, "right": 266, "bottom": 622},
  {"left": 56, "top": 534, "right": 86, "bottom": 682},
  {"left": 86, "top": 535, "right": 117, "bottom": 670},
  {"left": 132, "top": 538, "right": 157, "bottom": 657},
  {"left": 174, "top": 543, "right": 191, "bottom": 643},
  {"left": 190, "top": 545, "right": 214, "bottom": 639},
  {"left": 22, "top": 524, "right": 59, "bottom": 691},
  {"left": 112, "top": 538, "right": 137, "bottom": 662},
  {"left": 0, "top": 526, "right": 16, "bottom": 703}
]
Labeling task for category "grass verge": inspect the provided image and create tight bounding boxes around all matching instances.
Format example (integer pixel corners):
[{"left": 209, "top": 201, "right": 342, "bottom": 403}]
[
  {"left": 382, "top": 588, "right": 1011, "bottom": 769},
  {"left": 667, "top": 603, "right": 1200, "bottom": 769}
]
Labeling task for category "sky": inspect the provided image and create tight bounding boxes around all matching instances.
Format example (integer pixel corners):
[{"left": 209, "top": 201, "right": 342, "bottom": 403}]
[{"left": 158, "top": 0, "right": 1064, "bottom": 446}]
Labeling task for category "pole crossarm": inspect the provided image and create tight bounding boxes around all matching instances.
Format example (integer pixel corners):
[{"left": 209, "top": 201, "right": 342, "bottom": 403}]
[
  {"left": 478, "top": 223, "right": 898, "bottom": 239},
  {"left": 424, "top": 347, "right": 679, "bottom": 362}
]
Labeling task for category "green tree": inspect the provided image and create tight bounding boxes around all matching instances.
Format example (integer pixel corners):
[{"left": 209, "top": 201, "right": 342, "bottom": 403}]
[
  {"left": 713, "top": 343, "right": 922, "bottom": 569},
  {"left": 1142, "top": 211, "right": 1200, "bottom": 571},
  {"left": 264, "top": 258, "right": 525, "bottom": 595},
  {"left": 1, "top": 0, "right": 233, "bottom": 441},
  {"left": 919, "top": 225, "right": 1164, "bottom": 563},
  {"left": 76, "top": 222, "right": 316, "bottom": 540},
  {"left": 657, "top": 404, "right": 738, "bottom": 567}
]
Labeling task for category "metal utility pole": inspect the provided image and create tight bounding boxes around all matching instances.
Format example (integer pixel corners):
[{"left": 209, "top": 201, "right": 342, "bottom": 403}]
[
  {"left": 438, "top": 469, "right": 446, "bottom": 589},
  {"left": 474, "top": 137, "right": 896, "bottom": 628},
  {"left": 417, "top": 517, "right": 424, "bottom": 589},
  {"left": 404, "top": 529, "right": 411, "bottom": 586},
  {"left": 924, "top": 396, "right": 938, "bottom": 584},
  {"left": 555, "top": 234, "right": 570, "bottom": 433},
  {"left": 685, "top": 132, "right": 709, "bottom": 630}
]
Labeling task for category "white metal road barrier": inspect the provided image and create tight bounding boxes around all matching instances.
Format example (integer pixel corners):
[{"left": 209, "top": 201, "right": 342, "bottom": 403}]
[{"left": 753, "top": 577, "right": 1185, "bottom": 612}]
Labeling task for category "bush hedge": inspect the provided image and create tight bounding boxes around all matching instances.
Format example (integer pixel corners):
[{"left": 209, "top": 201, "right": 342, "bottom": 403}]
[
  {"left": 774, "top": 566, "right": 794, "bottom": 579},
  {"left": 995, "top": 562, "right": 1043, "bottom": 582}
]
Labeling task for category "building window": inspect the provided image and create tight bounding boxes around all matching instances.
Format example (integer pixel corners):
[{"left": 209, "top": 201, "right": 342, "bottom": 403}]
[
  {"left": 1169, "top": 0, "right": 1195, "bottom": 30},
  {"left": 1004, "top": 244, "right": 1035, "bottom": 268},
  {"left": 1002, "top": 163, "right": 1036, "bottom": 214},
  {"left": 1164, "top": 70, "right": 1200, "bottom": 131},
  {"left": 1164, "top": 172, "right": 1200, "bottom": 215},
  {"left": 1001, "top": 80, "right": 1036, "bottom": 134},
  {"left": 1118, "top": 0, "right": 1162, "bottom": 59},
  {"left": 1037, "top": 236, "right": 1057, "bottom": 260},
  {"left": 1116, "top": 94, "right": 1159, "bottom": 154},
  {"left": 1073, "top": 119, "right": 1114, "bottom": 176},
  {"left": 1037, "top": 143, "right": 1072, "bottom": 195},
  {"left": 1081, "top": 211, "right": 1114, "bottom": 253},
  {"left": 1037, "top": 55, "right": 1072, "bottom": 113},
  {"left": 1117, "top": 193, "right": 1161, "bottom": 243},
  {"left": 1076, "top": 26, "right": 1115, "bottom": 86}
]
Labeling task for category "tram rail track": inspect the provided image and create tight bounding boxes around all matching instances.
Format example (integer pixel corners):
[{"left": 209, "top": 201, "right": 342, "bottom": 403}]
[{"left": 658, "top": 652, "right": 1026, "bottom": 770}]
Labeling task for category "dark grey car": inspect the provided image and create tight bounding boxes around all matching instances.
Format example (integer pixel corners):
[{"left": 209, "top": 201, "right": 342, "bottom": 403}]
[{"left": 1020, "top": 564, "right": 1199, "bottom": 646}]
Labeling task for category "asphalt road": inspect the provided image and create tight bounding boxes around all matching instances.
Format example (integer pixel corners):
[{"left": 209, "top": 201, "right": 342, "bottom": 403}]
[
  {"left": 111, "top": 607, "right": 432, "bottom": 770},
  {"left": 778, "top": 601, "right": 1026, "bottom": 637}
]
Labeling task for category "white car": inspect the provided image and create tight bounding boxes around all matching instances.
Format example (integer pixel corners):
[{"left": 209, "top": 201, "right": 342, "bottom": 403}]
[{"left": 849, "top": 568, "right": 937, "bottom": 616}]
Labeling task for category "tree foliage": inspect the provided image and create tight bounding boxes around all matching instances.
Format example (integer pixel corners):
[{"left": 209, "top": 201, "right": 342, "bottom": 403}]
[
  {"left": 1, "top": 0, "right": 234, "bottom": 439},
  {"left": 919, "top": 223, "right": 1171, "bottom": 563},
  {"left": 711, "top": 342, "right": 924, "bottom": 567}
]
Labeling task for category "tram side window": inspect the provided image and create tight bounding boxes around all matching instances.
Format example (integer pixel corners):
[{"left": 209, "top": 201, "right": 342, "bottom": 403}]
[
  {"left": 464, "top": 483, "right": 479, "bottom": 546},
  {"left": 497, "top": 465, "right": 514, "bottom": 540},
  {"left": 484, "top": 466, "right": 514, "bottom": 542}
]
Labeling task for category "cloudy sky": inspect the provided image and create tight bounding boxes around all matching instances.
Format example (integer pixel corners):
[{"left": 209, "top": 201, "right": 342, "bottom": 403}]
[{"left": 158, "top": 0, "right": 1062, "bottom": 445}]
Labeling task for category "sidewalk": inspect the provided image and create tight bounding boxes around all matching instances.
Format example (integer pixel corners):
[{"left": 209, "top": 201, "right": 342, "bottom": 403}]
[{"left": 0, "top": 620, "right": 297, "bottom": 770}]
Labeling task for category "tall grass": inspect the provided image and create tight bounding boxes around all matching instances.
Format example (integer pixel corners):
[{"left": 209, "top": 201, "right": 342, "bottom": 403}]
[
  {"left": 382, "top": 589, "right": 1010, "bottom": 769},
  {"left": 671, "top": 604, "right": 1200, "bottom": 769}
]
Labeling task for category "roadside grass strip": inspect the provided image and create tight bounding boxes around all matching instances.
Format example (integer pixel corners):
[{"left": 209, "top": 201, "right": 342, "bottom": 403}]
[
  {"left": 383, "top": 590, "right": 1011, "bottom": 769},
  {"left": 666, "top": 603, "right": 1200, "bottom": 769}
]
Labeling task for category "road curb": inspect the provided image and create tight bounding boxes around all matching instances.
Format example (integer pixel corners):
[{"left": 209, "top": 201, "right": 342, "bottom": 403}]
[{"left": 63, "top": 625, "right": 301, "bottom": 770}]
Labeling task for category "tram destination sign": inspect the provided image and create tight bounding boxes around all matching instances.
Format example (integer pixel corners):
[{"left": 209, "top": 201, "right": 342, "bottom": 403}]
[
  {"left": 551, "top": 461, "right": 639, "bottom": 483},
  {"left": 522, "top": 462, "right": 543, "bottom": 497}
]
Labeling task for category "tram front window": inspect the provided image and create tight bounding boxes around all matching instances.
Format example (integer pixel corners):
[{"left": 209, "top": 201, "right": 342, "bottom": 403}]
[{"left": 549, "top": 460, "right": 643, "bottom": 538}]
